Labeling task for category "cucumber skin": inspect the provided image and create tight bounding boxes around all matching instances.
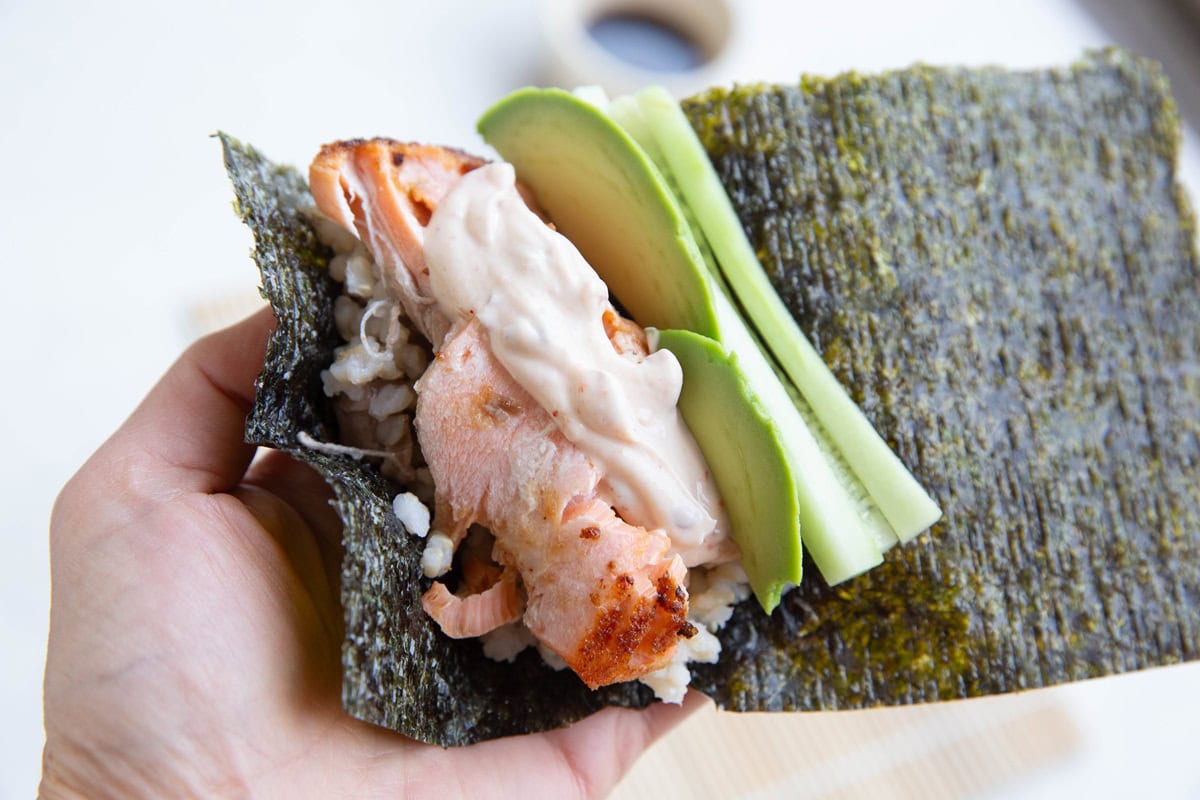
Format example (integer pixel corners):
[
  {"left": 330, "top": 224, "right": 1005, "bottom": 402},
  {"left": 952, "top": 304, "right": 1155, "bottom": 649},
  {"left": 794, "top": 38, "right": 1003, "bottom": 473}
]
[{"left": 635, "top": 86, "right": 941, "bottom": 542}]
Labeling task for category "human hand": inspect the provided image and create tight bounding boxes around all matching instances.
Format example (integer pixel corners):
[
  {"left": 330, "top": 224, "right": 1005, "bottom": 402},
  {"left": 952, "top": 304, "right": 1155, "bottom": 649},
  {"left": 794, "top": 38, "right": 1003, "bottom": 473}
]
[{"left": 41, "top": 308, "right": 701, "bottom": 799}]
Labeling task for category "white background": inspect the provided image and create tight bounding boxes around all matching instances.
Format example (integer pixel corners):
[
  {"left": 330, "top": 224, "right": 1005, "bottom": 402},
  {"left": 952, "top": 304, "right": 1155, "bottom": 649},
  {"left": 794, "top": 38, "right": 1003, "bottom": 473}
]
[{"left": 2, "top": 0, "right": 1199, "bottom": 797}]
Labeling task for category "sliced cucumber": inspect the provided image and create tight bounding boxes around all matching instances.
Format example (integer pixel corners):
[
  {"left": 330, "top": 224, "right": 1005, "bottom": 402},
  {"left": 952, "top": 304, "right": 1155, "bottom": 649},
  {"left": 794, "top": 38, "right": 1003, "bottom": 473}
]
[
  {"left": 633, "top": 85, "right": 942, "bottom": 542},
  {"left": 707, "top": 275, "right": 883, "bottom": 583}
]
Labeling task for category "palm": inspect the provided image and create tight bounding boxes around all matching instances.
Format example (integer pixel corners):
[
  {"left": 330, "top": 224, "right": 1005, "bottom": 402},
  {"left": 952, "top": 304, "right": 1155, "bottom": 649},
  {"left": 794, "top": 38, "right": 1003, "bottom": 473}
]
[{"left": 42, "top": 310, "right": 696, "bottom": 799}]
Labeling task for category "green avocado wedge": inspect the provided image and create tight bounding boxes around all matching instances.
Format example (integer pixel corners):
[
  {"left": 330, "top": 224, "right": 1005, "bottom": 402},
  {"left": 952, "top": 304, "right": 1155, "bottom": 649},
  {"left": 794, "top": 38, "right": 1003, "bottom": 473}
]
[
  {"left": 477, "top": 88, "right": 720, "bottom": 339},
  {"left": 654, "top": 329, "right": 802, "bottom": 612}
]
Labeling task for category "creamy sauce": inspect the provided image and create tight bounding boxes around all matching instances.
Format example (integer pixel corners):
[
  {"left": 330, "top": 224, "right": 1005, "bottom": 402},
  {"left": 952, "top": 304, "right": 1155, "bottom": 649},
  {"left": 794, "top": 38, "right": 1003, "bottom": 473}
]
[{"left": 424, "top": 162, "right": 727, "bottom": 562}]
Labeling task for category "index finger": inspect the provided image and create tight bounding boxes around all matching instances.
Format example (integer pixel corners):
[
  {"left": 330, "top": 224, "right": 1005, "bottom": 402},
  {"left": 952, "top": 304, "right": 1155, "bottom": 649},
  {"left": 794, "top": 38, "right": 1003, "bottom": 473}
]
[{"left": 95, "top": 305, "right": 276, "bottom": 498}]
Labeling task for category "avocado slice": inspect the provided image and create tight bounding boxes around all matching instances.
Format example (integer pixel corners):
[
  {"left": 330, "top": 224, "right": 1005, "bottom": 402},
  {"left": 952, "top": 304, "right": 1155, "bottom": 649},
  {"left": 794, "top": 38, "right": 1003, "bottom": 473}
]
[
  {"left": 653, "top": 329, "right": 801, "bottom": 612},
  {"left": 478, "top": 87, "right": 885, "bottom": 586},
  {"left": 477, "top": 88, "right": 720, "bottom": 339},
  {"left": 632, "top": 86, "right": 942, "bottom": 542}
]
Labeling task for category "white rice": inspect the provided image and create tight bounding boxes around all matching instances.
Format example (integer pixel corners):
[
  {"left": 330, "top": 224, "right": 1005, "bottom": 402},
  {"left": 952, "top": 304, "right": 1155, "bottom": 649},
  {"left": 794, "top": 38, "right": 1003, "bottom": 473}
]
[
  {"left": 323, "top": 339, "right": 405, "bottom": 394},
  {"left": 480, "top": 622, "right": 538, "bottom": 663},
  {"left": 369, "top": 384, "right": 416, "bottom": 420},
  {"left": 687, "top": 561, "right": 753, "bottom": 631},
  {"left": 333, "top": 295, "right": 363, "bottom": 341},
  {"left": 420, "top": 532, "right": 454, "bottom": 578},
  {"left": 392, "top": 492, "right": 430, "bottom": 538},
  {"left": 633, "top": 562, "right": 750, "bottom": 704},
  {"left": 308, "top": 211, "right": 361, "bottom": 255},
  {"left": 638, "top": 624, "right": 721, "bottom": 704},
  {"left": 308, "top": 207, "right": 431, "bottom": 512},
  {"left": 536, "top": 643, "right": 569, "bottom": 672},
  {"left": 343, "top": 249, "right": 377, "bottom": 299}
]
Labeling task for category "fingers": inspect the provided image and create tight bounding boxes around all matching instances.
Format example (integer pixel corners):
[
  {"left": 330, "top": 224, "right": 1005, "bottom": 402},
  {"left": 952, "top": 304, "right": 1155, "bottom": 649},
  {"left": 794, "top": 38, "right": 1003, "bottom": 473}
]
[
  {"left": 242, "top": 448, "right": 345, "bottom": 602},
  {"left": 419, "top": 690, "right": 709, "bottom": 800},
  {"left": 244, "top": 449, "right": 342, "bottom": 546},
  {"left": 230, "top": 482, "right": 343, "bottom": 643},
  {"left": 543, "top": 690, "right": 709, "bottom": 798},
  {"left": 96, "top": 306, "right": 276, "bottom": 498}
]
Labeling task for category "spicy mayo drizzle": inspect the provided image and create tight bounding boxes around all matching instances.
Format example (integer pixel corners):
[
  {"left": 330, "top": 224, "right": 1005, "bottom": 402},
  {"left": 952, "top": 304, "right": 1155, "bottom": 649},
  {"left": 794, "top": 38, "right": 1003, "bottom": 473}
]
[{"left": 424, "top": 162, "right": 728, "bottom": 564}]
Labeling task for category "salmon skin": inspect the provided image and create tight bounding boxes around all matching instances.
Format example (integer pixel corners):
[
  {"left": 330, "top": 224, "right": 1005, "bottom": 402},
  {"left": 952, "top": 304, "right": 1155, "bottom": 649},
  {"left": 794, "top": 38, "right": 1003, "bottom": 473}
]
[{"left": 310, "top": 139, "right": 696, "bottom": 688}]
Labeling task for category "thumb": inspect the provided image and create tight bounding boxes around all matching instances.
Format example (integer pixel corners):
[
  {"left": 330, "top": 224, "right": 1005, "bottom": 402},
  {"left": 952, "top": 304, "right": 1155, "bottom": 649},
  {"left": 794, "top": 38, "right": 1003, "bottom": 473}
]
[{"left": 426, "top": 691, "right": 710, "bottom": 799}]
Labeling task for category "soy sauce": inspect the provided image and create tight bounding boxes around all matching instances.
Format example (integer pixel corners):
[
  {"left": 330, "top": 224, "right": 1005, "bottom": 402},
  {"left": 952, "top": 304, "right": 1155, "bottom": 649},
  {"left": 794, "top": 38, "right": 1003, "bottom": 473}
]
[{"left": 587, "top": 12, "right": 705, "bottom": 72}]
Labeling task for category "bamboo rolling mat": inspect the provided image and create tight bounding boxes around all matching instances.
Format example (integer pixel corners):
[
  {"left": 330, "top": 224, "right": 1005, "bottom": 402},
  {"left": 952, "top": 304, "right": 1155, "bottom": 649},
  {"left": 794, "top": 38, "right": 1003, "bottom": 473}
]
[{"left": 613, "top": 691, "right": 1078, "bottom": 800}]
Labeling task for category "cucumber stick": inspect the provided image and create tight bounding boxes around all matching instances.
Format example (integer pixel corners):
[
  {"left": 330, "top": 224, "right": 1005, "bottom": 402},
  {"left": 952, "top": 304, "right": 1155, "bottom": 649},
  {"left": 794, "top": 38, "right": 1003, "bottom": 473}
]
[
  {"left": 708, "top": 275, "right": 883, "bottom": 582},
  {"left": 616, "top": 93, "right": 898, "bottom": 553},
  {"left": 611, "top": 91, "right": 887, "bottom": 581},
  {"left": 633, "top": 86, "right": 942, "bottom": 543}
]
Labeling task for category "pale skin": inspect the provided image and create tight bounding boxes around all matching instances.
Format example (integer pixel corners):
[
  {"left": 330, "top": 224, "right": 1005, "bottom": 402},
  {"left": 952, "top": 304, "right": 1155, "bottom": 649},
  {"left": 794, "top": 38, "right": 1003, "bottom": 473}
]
[{"left": 42, "top": 308, "right": 702, "bottom": 798}]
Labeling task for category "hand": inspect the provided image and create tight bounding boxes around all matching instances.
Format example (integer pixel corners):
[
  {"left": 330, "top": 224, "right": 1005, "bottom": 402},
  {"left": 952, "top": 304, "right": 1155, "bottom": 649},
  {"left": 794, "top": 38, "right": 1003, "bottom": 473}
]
[{"left": 42, "top": 308, "right": 701, "bottom": 799}]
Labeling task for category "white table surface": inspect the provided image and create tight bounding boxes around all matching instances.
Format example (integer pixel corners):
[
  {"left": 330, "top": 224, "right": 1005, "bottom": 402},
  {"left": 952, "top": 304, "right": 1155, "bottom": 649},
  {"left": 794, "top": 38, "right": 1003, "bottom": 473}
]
[{"left": 2, "top": 1, "right": 1198, "bottom": 797}]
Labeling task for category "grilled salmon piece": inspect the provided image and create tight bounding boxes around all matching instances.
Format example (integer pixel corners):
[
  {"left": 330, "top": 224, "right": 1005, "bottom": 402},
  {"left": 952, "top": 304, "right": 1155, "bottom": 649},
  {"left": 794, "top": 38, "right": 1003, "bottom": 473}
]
[
  {"left": 311, "top": 141, "right": 698, "bottom": 686},
  {"left": 417, "top": 320, "right": 692, "bottom": 686},
  {"left": 421, "top": 569, "right": 524, "bottom": 639},
  {"left": 310, "top": 139, "right": 486, "bottom": 346}
]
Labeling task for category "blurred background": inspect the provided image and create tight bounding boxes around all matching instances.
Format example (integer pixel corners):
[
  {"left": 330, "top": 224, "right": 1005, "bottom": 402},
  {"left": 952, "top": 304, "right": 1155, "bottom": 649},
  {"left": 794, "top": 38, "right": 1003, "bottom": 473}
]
[{"left": 2, "top": 0, "right": 1199, "bottom": 797}]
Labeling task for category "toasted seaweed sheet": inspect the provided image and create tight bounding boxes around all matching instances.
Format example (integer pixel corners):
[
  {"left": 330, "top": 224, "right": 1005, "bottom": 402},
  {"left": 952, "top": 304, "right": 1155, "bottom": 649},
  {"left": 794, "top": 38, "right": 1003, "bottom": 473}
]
[
  {"left": 220, "top": 133, "right": 653, "bottom": 747},
  {"left": 682, "top": 47, "right": 1199, "bottom": 709},
  {"left": 222, "top": 46, "right": 1199, "bottom": 746}
]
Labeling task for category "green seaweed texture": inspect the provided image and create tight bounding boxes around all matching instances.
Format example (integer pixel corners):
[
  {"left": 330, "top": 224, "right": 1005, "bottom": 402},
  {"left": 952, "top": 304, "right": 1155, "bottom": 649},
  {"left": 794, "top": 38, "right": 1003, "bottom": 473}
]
[
  {"left": 683, "top": 48, "right": 1199, "bottom": 708},
  {"left": 221, "top": 46, "right": 1199, "bottom": 744}
]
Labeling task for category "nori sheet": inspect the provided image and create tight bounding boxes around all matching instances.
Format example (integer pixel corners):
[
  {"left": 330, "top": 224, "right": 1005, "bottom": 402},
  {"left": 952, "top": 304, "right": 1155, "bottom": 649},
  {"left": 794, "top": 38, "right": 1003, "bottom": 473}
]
[
  {"left": 220, "top": 133, "right": 653, "bottom": 747},
  {"left": 221, "top": 45, "right": 1200, "bottom": 745},
  {"left": 682, "top": 47, "right": 1199, "bottom": 709}
]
